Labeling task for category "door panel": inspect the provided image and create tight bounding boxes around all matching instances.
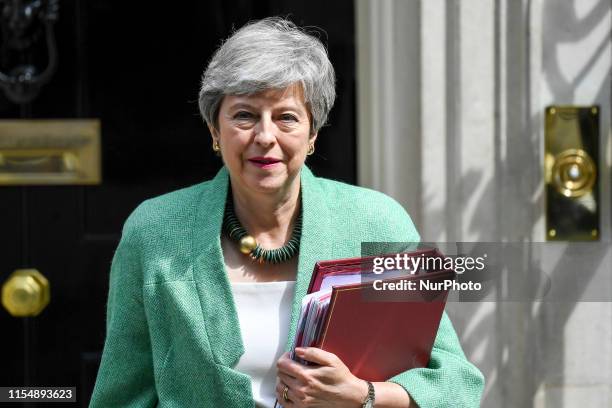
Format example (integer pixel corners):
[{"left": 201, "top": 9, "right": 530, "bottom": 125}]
[{"left": 0, "top": 1, "right": 355, "bottom": 406}]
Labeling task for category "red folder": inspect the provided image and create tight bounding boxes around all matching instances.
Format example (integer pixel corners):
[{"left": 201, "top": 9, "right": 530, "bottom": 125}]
[{"left": 306, "top": 249, "right": 455, "bottom": 382}]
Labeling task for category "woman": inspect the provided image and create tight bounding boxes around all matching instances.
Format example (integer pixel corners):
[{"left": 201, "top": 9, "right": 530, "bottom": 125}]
[{"left": 90, "top": 18, "right": 484, "bottom": 408}]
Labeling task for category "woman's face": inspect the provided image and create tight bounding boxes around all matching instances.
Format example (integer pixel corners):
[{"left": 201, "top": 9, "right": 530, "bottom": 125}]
[{"left": 211, "top": 84, "right": 316, "bottom": 196}]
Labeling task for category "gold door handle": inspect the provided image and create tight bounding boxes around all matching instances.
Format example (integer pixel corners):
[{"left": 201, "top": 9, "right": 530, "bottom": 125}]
[
  {"left": 1, "top": 269, "right": 50, "bottom": 317},
  {"left": 551, "top": 148, "right": 596, "bottom": 198}
]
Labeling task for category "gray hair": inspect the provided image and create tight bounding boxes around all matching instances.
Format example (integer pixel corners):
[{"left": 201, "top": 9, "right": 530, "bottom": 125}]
[{"left": 198, "top": 17, "right": 336, "bottom": 134}]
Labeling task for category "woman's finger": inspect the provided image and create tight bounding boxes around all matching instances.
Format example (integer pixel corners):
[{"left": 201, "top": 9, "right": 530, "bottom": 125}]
[
  {"left": 275, "top": 381, "right": 295, "bottom": 407},
  {"left": 278, "top": 371, "right": 301, "bottom": 389},
  {"left": 277, "top": 353, "right": 309, "bottom": 381},
  {"left": 295, "top": 347, "right": 339, "bottom": 366}
]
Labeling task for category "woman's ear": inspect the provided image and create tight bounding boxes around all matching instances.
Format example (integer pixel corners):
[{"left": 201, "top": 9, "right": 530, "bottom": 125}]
[
  {"left": 208, "top": 124, "right": 222, "bottom": 157},
  {"left": 307, "top": 132, "right": 318, "bottom": 156},
  {"left": 309, "top": 132, "right": 318, "bottom": 144},
  {"left": 207, "top": 123, "right": 218, "bottom": 141}
]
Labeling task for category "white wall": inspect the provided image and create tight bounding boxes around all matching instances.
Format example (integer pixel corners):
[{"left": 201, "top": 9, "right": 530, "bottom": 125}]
[{"left": 356, "top": 0, "right": 612, "bottom": 406}]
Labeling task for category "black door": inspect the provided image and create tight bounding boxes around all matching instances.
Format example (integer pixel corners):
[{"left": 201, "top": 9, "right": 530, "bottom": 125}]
[{"left": 0, "top": 1, "right": 355, "bottom": 406}]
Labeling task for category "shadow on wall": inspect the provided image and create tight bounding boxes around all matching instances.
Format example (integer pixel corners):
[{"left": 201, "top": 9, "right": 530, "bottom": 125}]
[{"left": 423, "top": 0, "right": 610, "bottom": 407}]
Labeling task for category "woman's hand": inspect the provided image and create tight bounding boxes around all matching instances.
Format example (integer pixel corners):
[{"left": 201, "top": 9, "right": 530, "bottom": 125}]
[{"left": 275, "top": 347, "right": 367, "bottom": 407}]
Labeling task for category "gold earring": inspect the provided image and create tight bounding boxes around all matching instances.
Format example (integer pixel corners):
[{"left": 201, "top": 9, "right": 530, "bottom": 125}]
[
  {"left": 212, "top": 140, "right": 220, "bottom": 155},
  {"left": 307, "top": 144, "right": 315, "bottom": 156}
]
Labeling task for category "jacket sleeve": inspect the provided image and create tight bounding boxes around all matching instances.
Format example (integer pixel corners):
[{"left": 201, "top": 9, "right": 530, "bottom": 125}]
[
  {"left": 380, "top": 201, "right": 484, "bottom": 407},
  {"left": 89, "top": 223, "right": 158, "bottom": 407},
  {"left": 387, "top": 312, "right": 485, "bottom": 407}
]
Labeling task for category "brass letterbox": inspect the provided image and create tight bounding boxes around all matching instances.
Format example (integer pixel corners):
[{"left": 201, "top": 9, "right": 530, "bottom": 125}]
[
  {"left": 545, "top": 106, "right": 599, "bottom": 241},
  {"left": 0, "top": 119, "right": 101, "bottom": 185}
]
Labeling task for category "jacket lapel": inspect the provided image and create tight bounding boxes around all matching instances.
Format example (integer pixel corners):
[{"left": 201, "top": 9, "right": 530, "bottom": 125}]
[
  {"left": 192, "top": 166, "right": 246, "bottom": 367},
  {"left": 286, "top": 166, "right": 333, "bottom": 348},
  {"left": 191, "top": 165, "right": 334, "bottom": 367}
]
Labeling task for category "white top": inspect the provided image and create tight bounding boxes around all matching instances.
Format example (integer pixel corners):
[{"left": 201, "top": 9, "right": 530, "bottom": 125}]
[{"left": 231, "top": 280, "right": 296, "bottom": 408}]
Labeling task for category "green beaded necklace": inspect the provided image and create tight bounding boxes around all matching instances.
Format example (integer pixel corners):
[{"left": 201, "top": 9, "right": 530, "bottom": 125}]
[{"left": 222, "top": 193, "right": 302, "bottom": 264}]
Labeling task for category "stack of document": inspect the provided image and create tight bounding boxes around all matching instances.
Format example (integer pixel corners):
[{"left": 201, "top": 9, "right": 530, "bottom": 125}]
[
  {"left": 289, "top": 270, "right": 408, "bottom": 364},
  {"left": 287, "top": 249, "right": 455, "bottom": 380},
  {"left": 290, "top": 289, "right": 332, "bottom": 364}
]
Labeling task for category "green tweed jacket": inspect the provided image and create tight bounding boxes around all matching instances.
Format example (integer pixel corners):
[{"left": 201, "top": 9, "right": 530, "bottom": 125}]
[{"left": 89, "top": 166, "right": 484, "bottom": 408}]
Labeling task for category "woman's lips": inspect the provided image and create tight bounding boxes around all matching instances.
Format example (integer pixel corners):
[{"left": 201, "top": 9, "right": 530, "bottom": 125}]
[{"left": 248, "top": 157, "right": 281, "bottom": 169}]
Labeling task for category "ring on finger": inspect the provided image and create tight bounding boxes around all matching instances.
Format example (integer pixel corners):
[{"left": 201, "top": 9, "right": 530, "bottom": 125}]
[{"left": 283, "top": 385, "right": 289, "bottom": 401}]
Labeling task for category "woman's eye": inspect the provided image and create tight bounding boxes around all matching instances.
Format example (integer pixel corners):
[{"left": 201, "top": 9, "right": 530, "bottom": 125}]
[
  {"left": 279, "top": 114, "right": 298, "bottom": 122},
  {"left": 233, "top": 111, "right": 254, "bottom": 120}
]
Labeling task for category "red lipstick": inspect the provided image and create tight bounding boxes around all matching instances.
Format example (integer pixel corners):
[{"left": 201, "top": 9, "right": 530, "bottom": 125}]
[{"left": 248, "top": 156, "right": 281, "bottom": 168}]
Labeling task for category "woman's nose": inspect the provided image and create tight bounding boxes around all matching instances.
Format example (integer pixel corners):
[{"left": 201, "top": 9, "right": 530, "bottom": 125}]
[{"left": 253, "top": 116, "right": 276, "bottom": 147}]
